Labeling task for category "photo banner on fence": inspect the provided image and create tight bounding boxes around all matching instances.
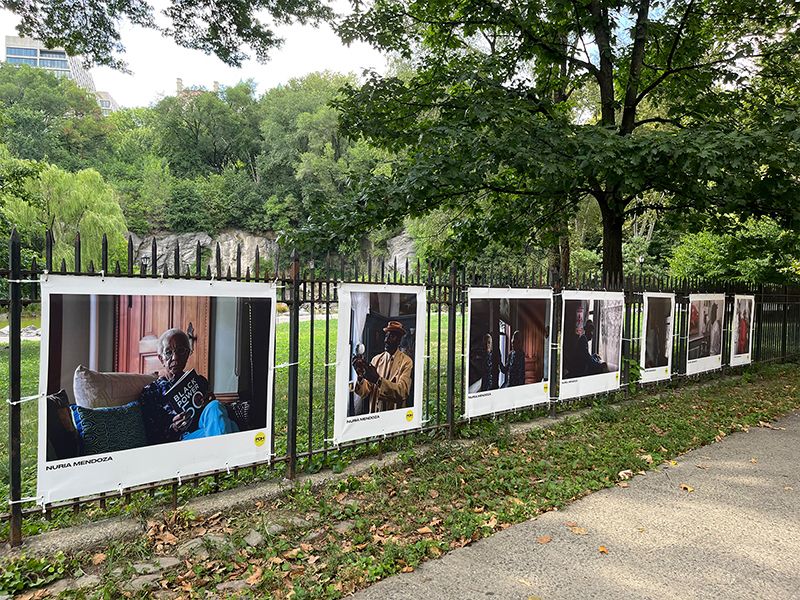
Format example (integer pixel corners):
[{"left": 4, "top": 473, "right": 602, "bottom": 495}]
[
  {"left": 559, "top": 290, "right": 625, "bottom": 400},
  {"left": 333, "top": 283, "right": 426, "bottom": 444},
  {"left": 639, "top": 293, "right": 675, "bottom": 383},
  {"left": 37, "top": 275, "right": 276, "bottom": 504},
  {"left": 464, "top": 288, "right": 553, "bottom": 418},
  {"left": 730, "top": 295, "right": 755, "bottom": 367},
  {"left": 686, "top": 293, "right": 725, "bottom": 375}
]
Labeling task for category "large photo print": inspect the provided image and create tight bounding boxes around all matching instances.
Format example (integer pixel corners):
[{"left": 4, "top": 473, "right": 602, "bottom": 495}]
[
  {"left": 560, "top": 291, "right": 624, "bottom": 399},
  {"left": 686, "top": 294, "right": 725, "bottom": 375},
  {"left": 640, "top": 293, "right": 675, "bottom": 383},
  {"left": 730, "top": 295, "right": 755, "bottom": 367},
  {"left": 38, "top": 276, "right": 276, "bottom": 504},
  {"left": 334, "top": 283, "right": 426, "bottom": 444},
  {"left": 465, "top": 288, "right": 552, "bottom": 417}
]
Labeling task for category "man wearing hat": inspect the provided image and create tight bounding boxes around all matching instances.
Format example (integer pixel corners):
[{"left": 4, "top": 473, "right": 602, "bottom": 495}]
[{"left": 352, "top": 320, "right": 413, "bottom": 413}]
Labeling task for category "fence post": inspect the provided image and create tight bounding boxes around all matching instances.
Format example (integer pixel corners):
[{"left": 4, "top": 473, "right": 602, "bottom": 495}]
[
  {"left": 549, "top": 268, "right": 562, "bottom": 418},
  {"left": 8, "top": 229, "right": 23, "bottom": 546},
  {"left": 781, "top": 285, "right": 788, "bottom": 360},
  {"left": 286, "top": 250, "right": 300, "bottom": 480},
  {"left": 445, "top": 261, "right": 457, "bottom": 439},
  {"left": 755, "top": 284, "right": 764, "bottom": 362}
]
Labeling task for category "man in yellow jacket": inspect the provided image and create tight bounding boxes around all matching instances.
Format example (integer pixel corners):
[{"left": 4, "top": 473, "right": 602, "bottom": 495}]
[{"left": 352, "top": 320, "right": 413, "bottom": 413}]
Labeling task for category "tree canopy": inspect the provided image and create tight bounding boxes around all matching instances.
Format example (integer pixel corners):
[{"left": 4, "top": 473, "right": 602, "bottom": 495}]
[
  {"left": 327, "top": 0, "right": 800, "bottom": 280},
  {"left": 1, "top": 0, "right": 334, "bottom": 69}
]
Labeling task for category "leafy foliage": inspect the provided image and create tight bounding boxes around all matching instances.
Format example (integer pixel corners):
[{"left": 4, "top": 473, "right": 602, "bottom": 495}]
[
  {"left": 329, "top": 0, "right": 800, "bottom": 278},
  {"left": 2, "top": 0, "right": 334, "bottom": 69},
  {"left": 3, "top": 164, "right": 128, "bottom": 269},
  {"left": 669, "top": 217, "right": 800, "bottom": 284}
]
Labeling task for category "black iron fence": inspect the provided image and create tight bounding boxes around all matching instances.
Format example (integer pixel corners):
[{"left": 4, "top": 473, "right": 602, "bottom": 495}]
[{"left": 3, "top": 230, "right": 800, "bottom": 547}]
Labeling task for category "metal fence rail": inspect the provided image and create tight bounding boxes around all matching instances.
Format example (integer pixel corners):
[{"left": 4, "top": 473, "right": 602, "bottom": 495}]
[{"left": 3, "top": 230, "right": 800, "bottom": 546}]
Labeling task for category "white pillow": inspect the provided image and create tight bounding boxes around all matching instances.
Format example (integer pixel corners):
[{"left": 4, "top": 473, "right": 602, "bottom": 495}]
[{"left": 73, "top": 365, "right": 157, "bottom": 408}]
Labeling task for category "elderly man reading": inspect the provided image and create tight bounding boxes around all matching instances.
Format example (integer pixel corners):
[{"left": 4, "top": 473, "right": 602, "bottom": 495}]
[
  {"left": 138, "top": 328, "right": 239, "bottom": 444},
  {"left": 352, "top": 320, "right": 413, "bottom": 413}
]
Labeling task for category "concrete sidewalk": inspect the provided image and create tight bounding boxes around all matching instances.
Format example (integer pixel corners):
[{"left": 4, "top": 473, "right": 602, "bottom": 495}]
[{"left": 355, "top": 411, "right": 800, "bottom": 600}]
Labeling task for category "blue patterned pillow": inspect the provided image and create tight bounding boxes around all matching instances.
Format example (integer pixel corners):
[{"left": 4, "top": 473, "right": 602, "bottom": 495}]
[{"left": 70, "top": 401, "right": 149, "bottom": 456}]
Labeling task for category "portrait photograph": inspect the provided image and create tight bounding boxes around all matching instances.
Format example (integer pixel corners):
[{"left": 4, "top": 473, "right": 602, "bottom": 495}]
[
  {"left": 38, "top": 276, "right": 276, "bottom": 504},
  {"left": 465, "top": 288, "right": 552, "bottom": 418},
  {"left": 730, "top": 295, "right": 755, "bottom": 366},
  {"left": 560, "top": 291, "right": 624, "bottom": 399},
  {"left": 334, "top": 283, "right": 426, "bottom": 444},
  {"left": 640, "top": 293, "right": 675, "bottom": 383},
  {"left": 686, "top": 294, "right": 725, "bottom": 375}
]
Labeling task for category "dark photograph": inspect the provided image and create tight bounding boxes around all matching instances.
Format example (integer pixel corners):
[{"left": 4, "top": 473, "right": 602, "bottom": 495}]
[
  {"left": 644, "top": 297, "right": 673, "bottom": 369},
  {"left": 45, "top": 293, "right": 271, "bottom": 462},
  {"left": 562, "top": 298, "right": 624, "bottom": 379},
  {"left": 348, "top": 291, "right": 417, "bottom": 417},
  {"left": 467, "top": 297, "right": 550, "bottom": 393}
]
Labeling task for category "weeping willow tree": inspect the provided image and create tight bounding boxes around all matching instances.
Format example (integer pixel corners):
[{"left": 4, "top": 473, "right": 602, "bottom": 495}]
[{"left": 3, "top": 163, "right": 128, "bottom": 270}]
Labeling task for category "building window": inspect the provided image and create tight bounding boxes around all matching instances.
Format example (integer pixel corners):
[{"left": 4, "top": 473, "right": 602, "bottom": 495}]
[
  {"left": 6, "top": 47, "right": 37, "bottom": 57},
  {"left": 39, "top": 50, "right": 67, "bottom": 58},
  {"left": 99, "top": 100, "right": 111, "bottom": 108},
  {"left": 39, "top": 59, "right": 70, "bottom": 69},
  {"left": 6, "top": 56, "right": 38, "bottom": 66},
  {"left": 53, "top": 70, "right": 71, "bottom": 79}
]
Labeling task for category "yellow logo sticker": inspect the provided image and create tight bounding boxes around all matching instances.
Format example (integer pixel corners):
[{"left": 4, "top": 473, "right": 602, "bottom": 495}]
[
  {"left": 405, "top": 410, "right": 414, "bottom": 422},
  {"left": 254, "top": 432, "right": 266, "bottom": 447},
  {"left": 543, "top": 384, "right": 549, "bottom": 393}
]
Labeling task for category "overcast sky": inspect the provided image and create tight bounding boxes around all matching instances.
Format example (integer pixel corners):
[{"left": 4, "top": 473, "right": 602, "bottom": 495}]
[{"left": 1, "top": 4, "right": 388, "bottom": 108}]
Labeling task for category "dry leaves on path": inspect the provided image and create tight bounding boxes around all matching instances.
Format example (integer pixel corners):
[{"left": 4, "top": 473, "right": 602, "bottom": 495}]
[
  {"left": 536, "top": 535, "right": 552, "bottom": 544},
  {"left": 680, "top": 483, "right": 694, "bottom": 493},
  {"left": 568, "top": 526, "right": 588, "bottom": 535}
]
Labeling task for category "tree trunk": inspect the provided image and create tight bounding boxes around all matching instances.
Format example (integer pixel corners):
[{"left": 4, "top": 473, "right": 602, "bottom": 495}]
[{"left": 599, "top": 197, "right": 625, "bottom": 284}]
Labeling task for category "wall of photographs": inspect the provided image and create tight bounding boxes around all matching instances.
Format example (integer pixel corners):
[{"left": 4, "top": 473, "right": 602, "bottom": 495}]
[{"left": 31, "top": 273, "right": 770, "bottom": 504}]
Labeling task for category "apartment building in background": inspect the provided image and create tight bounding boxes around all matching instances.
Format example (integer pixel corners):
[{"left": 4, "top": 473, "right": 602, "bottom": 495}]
[{"left": 4, "top": 35, "right": 120, "bottom": 115}]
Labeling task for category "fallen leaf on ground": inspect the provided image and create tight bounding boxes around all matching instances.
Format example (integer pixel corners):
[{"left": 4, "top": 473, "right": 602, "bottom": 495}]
[
  {"left": 401, "top": 566, "right": 414, "bottom": 573},
  {"left": 417, "top": 526, "right": 433, "bottom": 535},
  {"left": 680, "top": 483, "right": 694, "bottom": 493},
  {"left": 564, "top": 521, "right": 578, "bottom": 528},
  {"left": 568, "top": 526, "right": 588, "bottom": 535},
  {"left": 618, "top": 469, "right": 633, "bottom": 480},
  {"left": 750, "top": 458, "right": 758, "bottom": 464},
  {"left": 510, "top": 497, "right": 525, "bottom": 505},
  {"left": 640, "top": 454, "right": 653, "bottom": 464},
  {"left": 246, "top": 566, "right": 263, "bottom": 585},
  {"left": 486, "top": 516, "right": 498, "bottom": 528},
  {"left": 617, "top": 482, "right": 629, "bottom": 488},
  {"left": 429, "top": 489, "right": 440, "bottom": 499},
  {"left": 598, "top": 546, "right": 609, "bottom": 554},
  {"left": 91, "top": 553, "right": 106, "bottom": 565},
  {"left": 282, "top": 548, "right": 301, "bottom": 559},
  {"left": 536, "top": 535, "right": 552, "bottom": 544},
  {"left": 668, "top": 460, "right": 678, "bottom": 466},
  {"left": 696, "top": 464, "right": 708, "bottom": 469}
]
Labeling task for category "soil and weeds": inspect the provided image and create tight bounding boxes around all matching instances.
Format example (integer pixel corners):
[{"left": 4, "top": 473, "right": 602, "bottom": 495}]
[{"left": 2, "top": 361, "right": 799, "bottom": 598}]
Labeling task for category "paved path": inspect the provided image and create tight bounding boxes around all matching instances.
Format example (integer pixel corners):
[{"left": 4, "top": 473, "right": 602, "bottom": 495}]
[{"left": 355, "top": 411, "right": 800, "bottom": 600}]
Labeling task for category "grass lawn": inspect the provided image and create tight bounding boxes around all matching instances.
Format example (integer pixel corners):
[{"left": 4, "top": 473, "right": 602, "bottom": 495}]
[{"left": 1, "top": 361, "right": 798, "bottom": 597}]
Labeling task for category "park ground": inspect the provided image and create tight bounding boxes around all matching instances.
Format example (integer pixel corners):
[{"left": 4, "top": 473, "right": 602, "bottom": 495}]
[{"left": 1, "top": 361, "right": 799, "bottom": 598}]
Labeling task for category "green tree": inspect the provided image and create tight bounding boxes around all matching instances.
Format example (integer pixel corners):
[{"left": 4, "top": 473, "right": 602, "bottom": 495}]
[
  {"left": 669, "top": 217, "right": 800, "bottom": 284},
  {"left": 0, "top": 64, "right": 110, "bottom": 170},
  {"left": 331, "top": 0, "right": 800, "bottom": 280},
  {"left": 2, "top": 164, "right": 128, "bottom": 269},
  {"left": 259, "top": 72, "right": 392, "bottom": 251},
  {"left": 2, "top": 0, "right": 334, "bottom": 69},
  {"left": 154, "top": 82, "right": 262, "bottom": 178}
]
